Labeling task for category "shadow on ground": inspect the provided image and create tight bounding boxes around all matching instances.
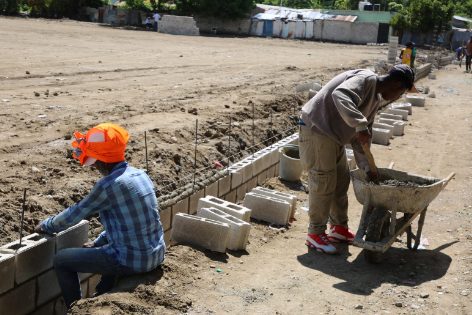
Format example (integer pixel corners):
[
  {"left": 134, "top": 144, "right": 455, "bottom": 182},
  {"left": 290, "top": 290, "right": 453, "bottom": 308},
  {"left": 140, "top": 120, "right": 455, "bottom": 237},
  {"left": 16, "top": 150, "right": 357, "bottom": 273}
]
[{"left": 297, "top": 241, "right": 457, "bottom": 295}]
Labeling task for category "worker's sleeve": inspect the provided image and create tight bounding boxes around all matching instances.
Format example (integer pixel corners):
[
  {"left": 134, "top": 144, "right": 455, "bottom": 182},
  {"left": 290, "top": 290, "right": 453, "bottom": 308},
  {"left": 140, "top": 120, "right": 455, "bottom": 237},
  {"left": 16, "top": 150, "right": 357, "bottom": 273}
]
[
  {"left": 93, "top": 231, "right": 108, "bottom": 247},
  {"left": 40, "top": 182, "right": 108, "bottom": 234},
  {"left": 331, "top": 76, "right": 369, "bottom": 132}
]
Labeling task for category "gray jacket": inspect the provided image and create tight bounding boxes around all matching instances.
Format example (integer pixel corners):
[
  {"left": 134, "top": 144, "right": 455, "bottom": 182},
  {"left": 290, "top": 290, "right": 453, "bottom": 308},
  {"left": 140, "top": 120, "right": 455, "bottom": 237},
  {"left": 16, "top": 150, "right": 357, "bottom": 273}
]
[{"left": 301, "top": 69, "right": 381, "bottom": 145}]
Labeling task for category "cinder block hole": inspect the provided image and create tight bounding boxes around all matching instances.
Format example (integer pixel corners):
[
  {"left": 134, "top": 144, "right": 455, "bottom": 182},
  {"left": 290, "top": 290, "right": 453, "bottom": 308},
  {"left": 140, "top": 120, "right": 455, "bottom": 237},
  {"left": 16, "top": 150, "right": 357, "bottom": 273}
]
[
  {"left": 227, "top": 217, "right": 239, "bottom": 223},
  {"left": 211, "top": 208, "right": 225, "bottom": 215},
  {"left": 8, "top": 243, "right": 27, "bottom": 250},
  {"left": 209, "top": 198, "right": 223, "bottom": 204},
  {"left": 227, "top": 204, "right": 241, "bottom": 210},
  {"left": 27, "top": 235, "right": 43, "bottom": 241}
]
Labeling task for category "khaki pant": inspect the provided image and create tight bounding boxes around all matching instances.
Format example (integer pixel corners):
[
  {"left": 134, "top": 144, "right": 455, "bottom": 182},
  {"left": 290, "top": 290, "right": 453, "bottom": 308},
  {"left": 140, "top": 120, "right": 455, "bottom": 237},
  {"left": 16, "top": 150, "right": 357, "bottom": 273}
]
[{"left": 299, "top": 125, "right": 350, "bottom": 234}]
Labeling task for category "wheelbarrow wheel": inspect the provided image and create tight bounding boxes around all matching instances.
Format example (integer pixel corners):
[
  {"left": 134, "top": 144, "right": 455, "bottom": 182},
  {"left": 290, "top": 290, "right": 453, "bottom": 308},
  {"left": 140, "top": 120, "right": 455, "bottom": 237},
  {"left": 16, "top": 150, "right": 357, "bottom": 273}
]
[{"left": 364, "top": 207, "right": 390, "bottom": 264}]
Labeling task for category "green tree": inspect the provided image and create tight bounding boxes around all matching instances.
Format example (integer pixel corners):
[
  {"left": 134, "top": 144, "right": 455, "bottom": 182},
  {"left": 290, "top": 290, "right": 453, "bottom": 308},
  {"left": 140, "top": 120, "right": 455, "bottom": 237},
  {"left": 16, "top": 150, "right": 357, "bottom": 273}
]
[
  {"left": 175, "top": 0, "right": 255, "bottom": 18},
  {"left": 0, "top": 0, "right": 20, "bottom": 14}
]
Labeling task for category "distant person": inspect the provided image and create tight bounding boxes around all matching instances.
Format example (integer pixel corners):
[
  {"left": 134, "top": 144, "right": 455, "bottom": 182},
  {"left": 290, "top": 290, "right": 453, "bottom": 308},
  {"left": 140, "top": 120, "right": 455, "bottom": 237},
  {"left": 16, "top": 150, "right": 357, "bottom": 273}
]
[
  {"left": 153, "top": 11, "right": 161, "bottom": 32},
  {"left": 465, "top": 36, "right": 472, "bottom": 72},
  {"left": 399, "top": 41, "right": 416, "bottom": 68},
  {"left": 35, "top": 123, "right": 166, "bottom": 309},
  {"left": 456, "top": 45, "right": 465, "bottom": 67},
  {"left": 144, "top": 16, "right": 153, "bottom": 31}
]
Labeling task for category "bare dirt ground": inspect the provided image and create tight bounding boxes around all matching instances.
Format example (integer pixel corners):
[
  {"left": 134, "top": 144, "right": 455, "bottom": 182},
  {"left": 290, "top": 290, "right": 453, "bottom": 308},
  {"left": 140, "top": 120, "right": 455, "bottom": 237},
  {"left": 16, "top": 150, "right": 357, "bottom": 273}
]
[{"left": 1, "top": 18, "right": 471, "bottom": 314}]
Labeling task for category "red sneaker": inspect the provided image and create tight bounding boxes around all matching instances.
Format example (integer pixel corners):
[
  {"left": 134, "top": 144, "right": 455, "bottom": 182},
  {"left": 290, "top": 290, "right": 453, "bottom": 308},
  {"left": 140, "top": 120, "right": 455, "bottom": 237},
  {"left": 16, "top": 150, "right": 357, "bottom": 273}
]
[
  {"left": 306, "top": 233, "right": 337, "bottom": 254},
  {"left": 328, "top": 225, "right": 354, "bottom": 243}
]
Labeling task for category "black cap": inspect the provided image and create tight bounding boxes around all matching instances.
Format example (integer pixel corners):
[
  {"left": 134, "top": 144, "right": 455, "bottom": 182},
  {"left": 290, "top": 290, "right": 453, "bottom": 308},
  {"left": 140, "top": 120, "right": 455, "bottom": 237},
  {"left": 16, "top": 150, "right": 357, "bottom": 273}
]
[{"left": 388, "top": 64, "right": 417, "bottom": 92}]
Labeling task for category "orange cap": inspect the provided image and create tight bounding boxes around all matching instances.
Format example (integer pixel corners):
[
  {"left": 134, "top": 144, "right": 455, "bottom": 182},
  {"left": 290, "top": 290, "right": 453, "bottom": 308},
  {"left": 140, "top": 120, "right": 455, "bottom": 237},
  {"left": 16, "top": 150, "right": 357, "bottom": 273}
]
[{"left": 71, "top": 123, "right": 129, "bottom": 166}]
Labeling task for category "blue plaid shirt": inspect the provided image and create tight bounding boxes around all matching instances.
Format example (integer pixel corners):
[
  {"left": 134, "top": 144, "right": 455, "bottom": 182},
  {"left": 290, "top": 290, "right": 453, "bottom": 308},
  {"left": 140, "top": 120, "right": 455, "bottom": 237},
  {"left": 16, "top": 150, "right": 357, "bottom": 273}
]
[{"left": 41, "top": 162, "right": 165, "bottom": 272}]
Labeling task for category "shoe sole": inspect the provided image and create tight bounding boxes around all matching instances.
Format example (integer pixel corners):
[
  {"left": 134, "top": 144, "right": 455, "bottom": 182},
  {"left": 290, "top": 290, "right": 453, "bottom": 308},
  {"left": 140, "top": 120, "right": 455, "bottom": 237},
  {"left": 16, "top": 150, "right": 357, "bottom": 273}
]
[
  {"left": 305, "top": 240, "right": 337, "bottom": 254},
  {"left": 328, "top": 236, "right": 353, "bottom": 244}
]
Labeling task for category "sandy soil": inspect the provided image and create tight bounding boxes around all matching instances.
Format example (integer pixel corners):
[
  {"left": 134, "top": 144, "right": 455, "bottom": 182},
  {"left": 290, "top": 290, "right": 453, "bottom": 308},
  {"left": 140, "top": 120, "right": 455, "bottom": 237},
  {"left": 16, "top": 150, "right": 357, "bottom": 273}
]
[{"left": 1, "top": 17, "right": 471, "bottom": 314}]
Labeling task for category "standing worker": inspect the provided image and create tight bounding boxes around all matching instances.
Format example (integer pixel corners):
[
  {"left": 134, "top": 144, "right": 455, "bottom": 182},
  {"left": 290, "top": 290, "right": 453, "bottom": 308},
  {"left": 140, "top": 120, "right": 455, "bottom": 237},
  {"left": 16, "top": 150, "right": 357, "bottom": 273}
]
[
  {"left": 465, "top": 36, "right": 472, "bottom": 72},
  {"left": 35, "top": 123, "right": 166, "bottom": 309},
  {"left": 399, "top": 41, "right": 416, "bottom": 68},
  {"left": 153, "top": 11, "right": 161, "bottom": 32},
  {"left": 299, "top": 65, "right": 417, "bottom": 254}
]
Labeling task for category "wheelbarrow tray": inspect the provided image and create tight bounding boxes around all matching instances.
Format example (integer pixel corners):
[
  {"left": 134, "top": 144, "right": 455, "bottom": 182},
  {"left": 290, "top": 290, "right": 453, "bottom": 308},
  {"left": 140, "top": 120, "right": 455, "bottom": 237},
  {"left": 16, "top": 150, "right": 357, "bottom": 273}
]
[
  {"left": 351, "top": 168, "right": 450, "bottom": 214},
  {"left": 350, "top": 168, "right": 454, "bottom": 254}
]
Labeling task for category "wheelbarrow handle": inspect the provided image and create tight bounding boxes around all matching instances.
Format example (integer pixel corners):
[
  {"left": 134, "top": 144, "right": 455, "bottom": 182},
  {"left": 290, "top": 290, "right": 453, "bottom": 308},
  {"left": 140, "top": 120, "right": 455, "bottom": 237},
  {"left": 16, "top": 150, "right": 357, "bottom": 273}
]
[{"left": 442, "top": 172, "right": 455, "bottom": 187}]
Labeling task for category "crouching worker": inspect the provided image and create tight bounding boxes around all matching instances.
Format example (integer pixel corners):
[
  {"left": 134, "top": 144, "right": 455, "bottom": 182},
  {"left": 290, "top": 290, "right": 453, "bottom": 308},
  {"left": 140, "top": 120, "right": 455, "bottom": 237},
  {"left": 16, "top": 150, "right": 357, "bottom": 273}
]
[{"left": 35, "top": 123, "right": 165, "bottom": 309}]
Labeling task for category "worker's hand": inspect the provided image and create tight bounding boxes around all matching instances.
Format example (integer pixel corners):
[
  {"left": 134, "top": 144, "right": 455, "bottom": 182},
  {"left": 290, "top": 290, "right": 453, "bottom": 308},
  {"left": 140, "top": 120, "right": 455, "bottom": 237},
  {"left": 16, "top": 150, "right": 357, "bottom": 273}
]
[
  {"left": 34, "top": 223, "right": 45, "bottom": 234},
  {"left": 83, "top": 241, "right": 96, "bottom": 248},
  {"left": 367, "top": 170, "right": 380, "bottom": 184},
  {"left": 356, "top": 129, "right": 371, "bottom": 147}
]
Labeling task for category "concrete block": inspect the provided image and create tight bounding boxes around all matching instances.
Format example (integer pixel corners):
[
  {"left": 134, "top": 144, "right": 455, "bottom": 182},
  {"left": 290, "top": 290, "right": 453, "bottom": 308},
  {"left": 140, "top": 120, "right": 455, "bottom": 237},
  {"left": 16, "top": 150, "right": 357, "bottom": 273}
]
[
  {"left": 251, "top": 187, "right": 297, "bottom": 219},
  {"left": 378, "top": 118, "right": 405, "bottom": 136},
  {"left": 189, "top": 189, "right": 205, "bottom": 215},
  {"left": 267, "top": 165, "right": 276, "bottom": 178},
  {"left": 243, "top": 192, "right": 291, "bottom": 225},
  {"left": 80, "top": 280, "right": 88, "bottom": 299},
  {"left": 237, "top": 159, "right": 253, "bottom": 183},
  {"left": 2, "top": 233, "right": 55, "bottom": 285},
  {"left": 171, "top": 197, "right": 189, "bottom": 219},
  {"left": 236, "top": 183, "right": 247, "bottom": 201},
  {"left": 385, "top": 108, "right": 408, "bottom": 120},
  {"left": 56, "top": 220, "right": 89, "bottom": 252},
  {"left": 159, "top": 15, "right": 200, "bottom": 36},
  {"left": 199, "top": 208, "right": 251, "bottom": 251},
  {"left": 164, "top": 228, "right": 172, "bottom": 248},
  {"left": 171, "top": 213, "right": 230, "bottom": 253},
  {"left": 0, "top": 278, "right": 35, "bottom": 315},
  {"left": 87, "top": 274, "right": 101, "bottom": 298},
  {"left": 218, "top": 175, "right": 231, "bottom": 197},
  {"left": 31, "top": 299, "right": 55, "bottom": 315},
  {"left": 275, "top": 164, "right": 279, "bottom": 176},
  {"left": 205, "top": 180, "right": 218, "bottom": 197},
  {"left": 197, "top": 196, "right": 251, "bottom": 222},
  {"left": 257, "top": 170, "right": 268, "bottom": 185},
  {"left": 159, "top": 207, "right": 172, "bottom": 231},
  {"left": 37, "top": 269, "right": 61, "bottom": 305},
  {"left": 229, "top": 167, "right": 243, "bottom": 189},
  {"left": 379, "top": 112, "right": 403, "bottom": 121},
  {"left": 372, "top": 122, "right": 394, "bottom": 138},
  {"left": 389, "top": 102, "right": 412, "bottom": 114},
  {"left": 54, "top": 296, "right": 67, "bottom": 315},
  {"left": 224, "top": 190, "right": 237, "bottom": 203},
  {"left": 372, "top": 128, "right": 390, "bottom": 145},
  {"left": 247, "top": 177, "right": 258, "bottom": 193},
  {"left": 0, "top": 251, "right": 15, "bottom": 294},
  {"left": 405, "top": 94, "right": 425, "bottom": 107},
  {"left": 267, "top": 145, "right": 280, "bottom": 166}
]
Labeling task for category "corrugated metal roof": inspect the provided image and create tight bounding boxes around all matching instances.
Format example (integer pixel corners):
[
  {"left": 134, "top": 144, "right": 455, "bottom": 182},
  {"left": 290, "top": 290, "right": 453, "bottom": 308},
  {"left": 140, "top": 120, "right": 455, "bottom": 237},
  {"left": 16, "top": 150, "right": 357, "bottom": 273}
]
[{"left": 253, "top": 5, "right": 357, "bottom": 22}]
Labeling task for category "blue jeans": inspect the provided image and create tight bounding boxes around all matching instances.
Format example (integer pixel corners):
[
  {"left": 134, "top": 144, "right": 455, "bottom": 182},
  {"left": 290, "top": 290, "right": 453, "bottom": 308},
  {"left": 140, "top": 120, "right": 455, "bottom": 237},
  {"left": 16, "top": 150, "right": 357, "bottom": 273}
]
[{"left": 54, "top": 247, "right": 135, "bottom": 309}]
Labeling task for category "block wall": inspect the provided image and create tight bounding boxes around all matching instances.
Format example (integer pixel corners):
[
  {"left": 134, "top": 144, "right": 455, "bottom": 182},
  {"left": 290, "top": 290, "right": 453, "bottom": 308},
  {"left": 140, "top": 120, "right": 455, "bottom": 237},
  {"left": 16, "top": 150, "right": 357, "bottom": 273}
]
[{"left": 0, "top": 221, "right": 91, "bottom": 315}]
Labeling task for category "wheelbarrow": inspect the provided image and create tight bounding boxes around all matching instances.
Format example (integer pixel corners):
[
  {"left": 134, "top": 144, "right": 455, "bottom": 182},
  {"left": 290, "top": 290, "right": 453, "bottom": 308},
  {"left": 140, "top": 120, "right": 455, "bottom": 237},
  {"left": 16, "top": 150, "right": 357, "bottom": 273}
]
[{"left": 350, "top": 167, "right": 455, "bottom": 263}]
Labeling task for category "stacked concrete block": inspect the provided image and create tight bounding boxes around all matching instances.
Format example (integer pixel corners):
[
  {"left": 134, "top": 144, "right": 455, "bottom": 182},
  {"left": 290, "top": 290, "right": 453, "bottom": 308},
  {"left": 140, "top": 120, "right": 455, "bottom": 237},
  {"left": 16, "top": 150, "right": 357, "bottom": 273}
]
[
  {"left": 378, "top": 118, "right": 406, "bottom": 136},
  {"left": 197, "top": 196, "right": 251, "bottom": 222},
  {"left": 236, "top": 183, "right": 247, "bottom": 201},
  {"left": 379, "top": 112, "right": 403, "bottom": 121},
  {"left": 224, "top": 190, "right": 237, "bottom": 203},
  {"left": 159, "top": 15, "right": 200, "bottom": 36},
  {"left": 372, "top": 122, "right": 393, "bottom": 138},
  {"left": 204, "top": 180, "right": 218, "bottom": 197},
  {"left": 405, "top": 94, "right": 425, "bottom": 107},
  {"left": 257, "top": 170, "right": 268, "bottom": 185},
  {"left": 2, "top": 233, "right": 55, "bottom": 285},
  {"left": 0, "top": 278, "right": 35, "bottom": 315},
  {"left": 159, "top": 207, "right": 172, "bottom": 232},
  {"left": 385, "top": 108, "right": 408, "bottom": 120},
  {"left": 218, "top": 174, "right": 231, "bottom": 197},
  {"left": 199, "top": 208, "right": 251, "bottom": 251},
  {"left": 0, "top": 251, "right": 15, "bottom": 294},
  {"left": 243, "top": 192, "right": 291, "bottom": 225},
  {"left": 251, "top": 187, "right": 297, "bottom": 219},
  {"left": 36, "top": 269, "right": 61, "bottom": 306},
  {"left": 171, "top": 213, "right": 229, "bottom": 253},
  {"left": 171, "top": 197, "right": 189, "bottom": 220},
  {"left": 189, "top": 189, "right": 204, "bottom": 215},
  {"left": 372, "top": 128, "right": 391, "bottom": 145},
  {"left": 56, "top": 220, "right": 89, "bottom": 252},
  {"left": 389, "top": 102, "right": 412, "bottom": 115}
]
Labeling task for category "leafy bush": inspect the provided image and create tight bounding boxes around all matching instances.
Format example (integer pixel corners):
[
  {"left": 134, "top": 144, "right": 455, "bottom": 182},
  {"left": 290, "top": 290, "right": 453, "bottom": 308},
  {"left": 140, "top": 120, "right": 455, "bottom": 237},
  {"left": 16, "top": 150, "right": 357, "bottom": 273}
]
[
  {"left": 0, "top": 0, "right": 20, "bottom": 14},
  {"left": 175, "top": 0, "right": 255, "bottom": 19}
]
